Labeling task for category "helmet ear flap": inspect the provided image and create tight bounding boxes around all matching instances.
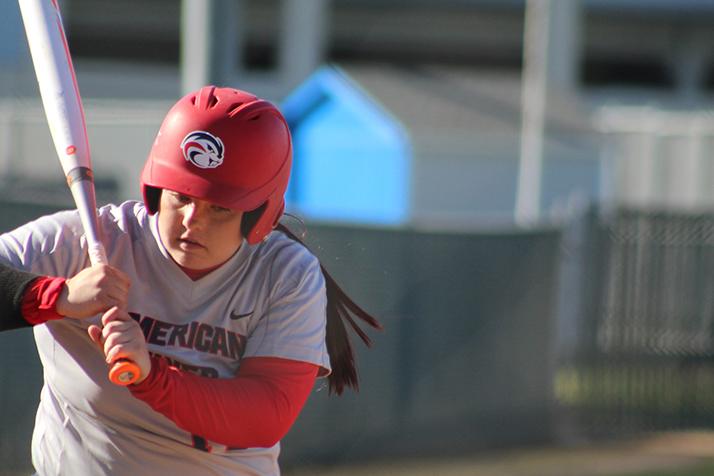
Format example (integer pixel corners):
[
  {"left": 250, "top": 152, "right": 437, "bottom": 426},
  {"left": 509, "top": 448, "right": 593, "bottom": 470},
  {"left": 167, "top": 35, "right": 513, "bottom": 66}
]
[
  {"left": 241, "top": 203, "right": 268, "bottom": 242},
  {"left": 242, "top": 200, "right": 286, "bottom": 244},
  {"left": 143, "top": 186, "right": 162, "bottom": 215}
]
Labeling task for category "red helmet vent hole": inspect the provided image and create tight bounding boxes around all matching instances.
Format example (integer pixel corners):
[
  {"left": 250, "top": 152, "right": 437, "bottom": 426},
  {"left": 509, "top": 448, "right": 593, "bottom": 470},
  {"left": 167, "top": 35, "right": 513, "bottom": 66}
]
[
  {"left": 227, "top": 103, "right": 244, "bottom": 116},
  {"left": 207, "top": 95, "right": 219, "bottom": 108},
  {"left": 249, "top": 115, "right": 261, "bottom": 121}
]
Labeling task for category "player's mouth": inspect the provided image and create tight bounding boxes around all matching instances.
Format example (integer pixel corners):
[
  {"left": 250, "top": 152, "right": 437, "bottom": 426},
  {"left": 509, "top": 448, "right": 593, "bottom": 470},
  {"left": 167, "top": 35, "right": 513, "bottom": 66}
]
[{"left": 177, "top": 236, "right": 205, "bottom": 250}]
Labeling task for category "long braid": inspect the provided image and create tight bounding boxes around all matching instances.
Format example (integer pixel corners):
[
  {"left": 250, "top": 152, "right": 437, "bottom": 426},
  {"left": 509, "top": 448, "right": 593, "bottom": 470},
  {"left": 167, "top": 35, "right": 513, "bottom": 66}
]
[{"left": 275, "top": 223, "right": 383, "bottom": 395}]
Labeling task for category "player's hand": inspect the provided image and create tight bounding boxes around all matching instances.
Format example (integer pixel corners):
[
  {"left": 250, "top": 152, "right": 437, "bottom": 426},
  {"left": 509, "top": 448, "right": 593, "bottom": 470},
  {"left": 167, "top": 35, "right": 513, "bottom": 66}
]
[
  {"left": 56, "top": 264, "right": 131, "bottom": 318},
  {"left": 88, "top": 307, "right": 151, "bottom": 384}
]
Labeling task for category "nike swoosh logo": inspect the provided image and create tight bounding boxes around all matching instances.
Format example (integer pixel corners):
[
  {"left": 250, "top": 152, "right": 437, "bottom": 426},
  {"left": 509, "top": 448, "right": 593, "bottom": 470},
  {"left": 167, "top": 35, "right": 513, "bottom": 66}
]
[{"left": 230, "top": 310, "right": 254, "bottom": 320}]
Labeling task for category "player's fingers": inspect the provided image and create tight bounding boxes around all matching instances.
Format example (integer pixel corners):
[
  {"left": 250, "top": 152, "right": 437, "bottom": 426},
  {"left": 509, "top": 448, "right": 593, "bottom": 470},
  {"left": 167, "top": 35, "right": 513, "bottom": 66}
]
[
  {"left": 100, "top": 306, "right": 128, "bottom": 326},
  {"left": 102, "top": 319, "right": 142, "bottom": 354},
  {"left": 87, "top": 324, "right": 103, "bottom": 348},
  {"left": 106, "top": 265, "right": 132, "bottom": 289},
  {"left": 105, "top": 345, "right": 127, "bottom": 365},
  {"left": 102, "top": 275, "right": 130, "bottom": 297},
  {"left": 92, "top": 267, "right": 130, "bottom": 302},
  {"left": 103, "top": 331, "right": 136, "bottom": 356},
  {"left": 94, "top": 264, "right": 129, "bottom": 284},
  {"left": 105, "top": 341, "right": 143, "bottom": 366},
  {"left": 96, "top": 293, "right": 126, "bottom": 314},
  {"left": 106, "top": 290, "right": 128, "bottom": 309},
  {"left": 101, "top": 319, "right": 135, "bottom": 339}
]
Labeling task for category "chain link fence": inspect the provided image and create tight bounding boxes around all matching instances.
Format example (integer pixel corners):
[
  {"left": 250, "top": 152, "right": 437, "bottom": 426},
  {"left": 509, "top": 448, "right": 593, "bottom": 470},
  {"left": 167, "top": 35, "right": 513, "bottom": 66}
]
[{"left": 557, "top": 208, "right": 714, "bottom": 438}]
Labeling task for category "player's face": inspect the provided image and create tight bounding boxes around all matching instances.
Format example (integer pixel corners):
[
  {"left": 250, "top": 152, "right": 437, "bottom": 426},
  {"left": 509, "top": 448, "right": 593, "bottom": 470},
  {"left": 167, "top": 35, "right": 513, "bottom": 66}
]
[{"left": 157, "top": 190, "right": 244, "bottom": 270}]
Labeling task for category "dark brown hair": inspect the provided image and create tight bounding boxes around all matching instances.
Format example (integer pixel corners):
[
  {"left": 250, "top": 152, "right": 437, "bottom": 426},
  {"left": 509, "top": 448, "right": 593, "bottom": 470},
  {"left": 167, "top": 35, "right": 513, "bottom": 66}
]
[{"left": 275, "top": 223, "right": 383, "bottom": 395}]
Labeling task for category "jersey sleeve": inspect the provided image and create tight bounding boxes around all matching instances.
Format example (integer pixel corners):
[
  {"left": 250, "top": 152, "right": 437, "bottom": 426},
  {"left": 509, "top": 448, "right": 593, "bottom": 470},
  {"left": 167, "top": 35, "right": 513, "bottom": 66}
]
[
  {"left": 0, "top": 209, "right": 88, "bottom": 279},
  {"left": 0, "top": 210, "right": 89, "bottom": 332},
  {"left": 244, "top": 247, "right": 331, "bottom": 375},
  {"left": 21, "top": 276, "right": 66, "bottom": 326}
]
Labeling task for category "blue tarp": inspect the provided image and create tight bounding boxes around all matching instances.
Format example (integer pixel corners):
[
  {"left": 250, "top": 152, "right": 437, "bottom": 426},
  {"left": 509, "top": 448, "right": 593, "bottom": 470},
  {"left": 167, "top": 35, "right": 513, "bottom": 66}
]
[{"left": 281, "top": 66, "right": 411, "bottom": 225}]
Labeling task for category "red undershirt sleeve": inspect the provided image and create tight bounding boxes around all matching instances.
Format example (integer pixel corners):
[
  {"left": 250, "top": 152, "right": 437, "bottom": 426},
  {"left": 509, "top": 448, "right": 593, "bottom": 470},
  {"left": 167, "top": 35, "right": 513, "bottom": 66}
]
[
  {"left": 21, "top": 276, "right": 66, "bottom": 326},
  {"left": 129, "top": 355, "right": 319, "bottom": 448}
]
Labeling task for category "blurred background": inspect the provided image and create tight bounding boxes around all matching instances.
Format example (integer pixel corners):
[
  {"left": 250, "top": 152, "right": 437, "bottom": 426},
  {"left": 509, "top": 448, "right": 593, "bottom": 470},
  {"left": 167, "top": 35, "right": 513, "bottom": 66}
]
[{"left": 3, "top": 0, "right": 714, "bottom": 474}]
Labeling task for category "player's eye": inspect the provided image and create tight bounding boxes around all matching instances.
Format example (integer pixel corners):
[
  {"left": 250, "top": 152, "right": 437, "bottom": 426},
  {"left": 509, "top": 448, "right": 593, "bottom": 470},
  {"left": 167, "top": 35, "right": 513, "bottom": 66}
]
[
  {"left": 173, "top": 193, "right": 192, "bottom": 204},
  {"left": 211, "top": 205, "right": 232, "bottom": 213}
]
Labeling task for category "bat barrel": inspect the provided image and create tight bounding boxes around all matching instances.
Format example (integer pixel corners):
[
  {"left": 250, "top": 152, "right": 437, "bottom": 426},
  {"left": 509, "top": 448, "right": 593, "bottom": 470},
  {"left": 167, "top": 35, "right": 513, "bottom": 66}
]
[{"left": 18, "top": 0, "right": 91, "bottom": 174}]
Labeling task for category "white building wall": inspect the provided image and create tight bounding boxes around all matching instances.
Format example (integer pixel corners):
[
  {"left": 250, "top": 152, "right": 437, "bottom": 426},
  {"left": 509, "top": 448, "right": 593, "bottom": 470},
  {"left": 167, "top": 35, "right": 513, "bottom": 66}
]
[
  {"left": 597, "top": 107, "right": 714, "bottom": 212},
  {"left": 0, "top": 99, "right": 170, "bottom": 201}
]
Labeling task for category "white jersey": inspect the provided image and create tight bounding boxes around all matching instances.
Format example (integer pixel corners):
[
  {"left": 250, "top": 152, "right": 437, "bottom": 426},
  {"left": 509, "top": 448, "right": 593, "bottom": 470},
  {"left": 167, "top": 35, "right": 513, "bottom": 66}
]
[{"left": 0, "top": 201, "right": 330, "bottom": 476}]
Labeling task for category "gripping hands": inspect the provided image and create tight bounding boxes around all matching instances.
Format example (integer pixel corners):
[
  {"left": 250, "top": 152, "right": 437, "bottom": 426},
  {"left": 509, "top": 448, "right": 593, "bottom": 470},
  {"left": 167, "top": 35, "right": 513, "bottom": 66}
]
[
  {"left": 57, "top": 264, "right": 130, "bottom": 318},
  {"left": 57, "top": 264, "right": 148, "bottom": 385}
]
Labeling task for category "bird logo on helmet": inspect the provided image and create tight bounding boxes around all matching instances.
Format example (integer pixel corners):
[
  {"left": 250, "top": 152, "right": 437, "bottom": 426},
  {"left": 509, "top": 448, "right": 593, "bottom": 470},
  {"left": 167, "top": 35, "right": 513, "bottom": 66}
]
[{"left": 180, "top": 131, "right": 225, "bottom": 169}]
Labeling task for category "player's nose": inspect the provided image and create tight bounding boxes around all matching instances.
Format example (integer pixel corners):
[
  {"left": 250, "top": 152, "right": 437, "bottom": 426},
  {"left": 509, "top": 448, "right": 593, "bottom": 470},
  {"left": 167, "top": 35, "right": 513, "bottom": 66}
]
[{"left": 181, "top": 202, "right": 207, "bottom": 229}]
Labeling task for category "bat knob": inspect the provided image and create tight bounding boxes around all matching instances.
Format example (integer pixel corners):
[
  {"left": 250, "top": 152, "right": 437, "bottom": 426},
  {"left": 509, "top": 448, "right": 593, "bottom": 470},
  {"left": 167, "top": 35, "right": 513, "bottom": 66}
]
[{"left": 109, "top": 359, "right": 141, "bottom": 386}]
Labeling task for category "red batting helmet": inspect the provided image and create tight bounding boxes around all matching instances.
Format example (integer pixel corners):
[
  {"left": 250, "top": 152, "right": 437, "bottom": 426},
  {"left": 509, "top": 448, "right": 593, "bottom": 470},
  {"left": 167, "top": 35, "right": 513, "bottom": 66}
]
[{"left": 141, "top": 85, "right": 292, "bottom": 244}]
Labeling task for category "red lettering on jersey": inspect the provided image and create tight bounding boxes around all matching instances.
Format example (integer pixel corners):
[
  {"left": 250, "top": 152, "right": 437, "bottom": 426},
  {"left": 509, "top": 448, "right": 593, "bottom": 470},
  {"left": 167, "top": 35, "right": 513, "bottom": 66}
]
[
  {"left": 130, "top": 311, "right": 155, "bottom": 339},
  {"left": 128, "top": 312, "right": 246, "bottom": 361},
  {"left": 167, "top": 323, "right": 190, "bottom": 348},
  {"left": 209, "top": 327, "right": 229, "bottom": 357},
  {"left": 187, "top": 321, "right": 199, "bottom": 348},
  {"left": 227, "top": 332, "right": 246, "bottom": 360},
  {"left": 148, "top": 320, "right": 171, "bottom": 345},
  {"left": 194, "top": 323, "right": 213, "bottom": 352}
]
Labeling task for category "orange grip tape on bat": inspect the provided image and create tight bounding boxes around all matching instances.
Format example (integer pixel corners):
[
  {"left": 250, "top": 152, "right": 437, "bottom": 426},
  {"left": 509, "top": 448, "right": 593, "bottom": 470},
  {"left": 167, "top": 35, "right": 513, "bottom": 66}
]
[{"left": 109, "top": 359, "right": 141, "bottom": 386}]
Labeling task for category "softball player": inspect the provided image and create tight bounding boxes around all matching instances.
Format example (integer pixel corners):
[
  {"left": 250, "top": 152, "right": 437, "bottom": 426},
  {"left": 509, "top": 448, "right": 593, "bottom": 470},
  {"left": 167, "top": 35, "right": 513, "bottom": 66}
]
[{"left": 0, "top": 86, "right": 380, "bottom": 476}]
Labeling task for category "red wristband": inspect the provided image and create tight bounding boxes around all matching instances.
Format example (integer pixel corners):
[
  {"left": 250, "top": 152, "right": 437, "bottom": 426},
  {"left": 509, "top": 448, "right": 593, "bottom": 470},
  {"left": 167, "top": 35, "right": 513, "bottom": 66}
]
[{"left": 21, "top": 276, "right": 67, "bottom": 325}]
